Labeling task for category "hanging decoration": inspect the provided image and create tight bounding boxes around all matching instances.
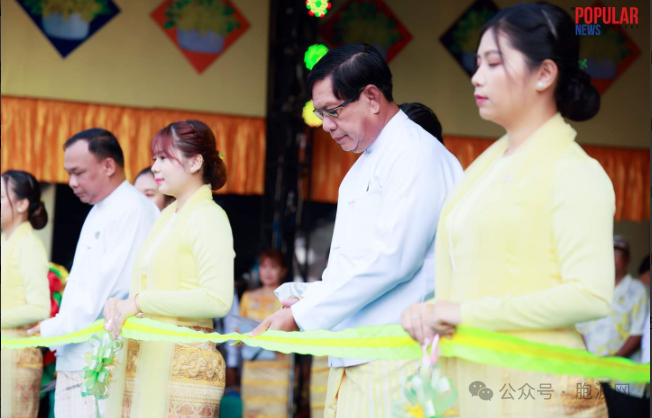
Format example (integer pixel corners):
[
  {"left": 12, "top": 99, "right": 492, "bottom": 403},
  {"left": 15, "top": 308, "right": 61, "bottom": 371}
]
[
  {"left": 306, "top": 0, "right": 331, "bottom": 18},
  {"left": 303, "top": 101, "right": 323, "bottom": 127},
  {"left": 304, "top": 44, "right": 329, "bottom": 70}
]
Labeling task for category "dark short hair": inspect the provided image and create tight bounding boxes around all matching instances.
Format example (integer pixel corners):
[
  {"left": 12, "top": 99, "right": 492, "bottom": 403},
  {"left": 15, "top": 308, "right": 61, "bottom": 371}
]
[
  {"left": 480, "top": 2, "right": 599, "bottom": 122},
  {"left": 136, "top": 166, "right": 154, "bottom": 181},
  {"left": 307, "top": 44, "right": 394, "bottom": 103},
  {"left": 400, "top": 103, "right": 444, "bottom": 144},
  {"left": 64, "top": 128, "right": 125, "bottom": 168},
  {"left": 638, "top": 255, "right": 650, "bottom": 276}
]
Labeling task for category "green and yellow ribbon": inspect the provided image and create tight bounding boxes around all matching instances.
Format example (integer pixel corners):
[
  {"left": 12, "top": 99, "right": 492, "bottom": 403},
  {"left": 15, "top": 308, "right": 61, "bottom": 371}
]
[
  {"left": 80, "top": 331, "right": 123, "bottom": 418},
  {"left": 1, "top": 318, "right": 649, "bottom": 383}
]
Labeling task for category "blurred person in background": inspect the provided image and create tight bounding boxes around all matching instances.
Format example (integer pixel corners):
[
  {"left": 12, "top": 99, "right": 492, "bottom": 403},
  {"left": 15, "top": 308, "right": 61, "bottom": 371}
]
[{"left": 1, "top": 170, "right": 51, "bottom": 418}]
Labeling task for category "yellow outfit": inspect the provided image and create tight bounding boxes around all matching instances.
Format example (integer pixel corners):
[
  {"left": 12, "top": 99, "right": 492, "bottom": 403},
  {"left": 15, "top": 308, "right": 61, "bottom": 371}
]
[
  {"left": 324, "top": 358, "right": 419, "bottom": 418},
  {"left": 107, "top": 185, "right": 234, "bottom": 418},
  {"left": 1, "top": 222, "right": 50, "bottom": 418},
  {"left": 434, "top": 114, "right": 614, "bottom": 417},
  {"left": 309, "top": 356, "right": 329, "bottom": 418},
  {"left": 240, "top": 289, "right": 290, "bottom": 418}
]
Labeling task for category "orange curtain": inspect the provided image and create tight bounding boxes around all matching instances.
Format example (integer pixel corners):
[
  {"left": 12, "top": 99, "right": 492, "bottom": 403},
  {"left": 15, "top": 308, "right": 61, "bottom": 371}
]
[
  {"left": 309, "top": 129, "right": 649, "bottom": 221},
  {"left": 1, "top": 95, "right": 266, "bottom": 195}
]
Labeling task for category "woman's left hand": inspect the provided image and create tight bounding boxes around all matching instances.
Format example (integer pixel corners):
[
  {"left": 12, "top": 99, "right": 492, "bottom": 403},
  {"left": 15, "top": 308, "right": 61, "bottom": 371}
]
[
  {"left": 104, "top": 297, "right": 139, "bottom": 339},
  {"left": 401, "top": 301, "right": 462, "bottom": 345},
  {"left": 427, "top": 301, "right": 462, "bottom": 337}
]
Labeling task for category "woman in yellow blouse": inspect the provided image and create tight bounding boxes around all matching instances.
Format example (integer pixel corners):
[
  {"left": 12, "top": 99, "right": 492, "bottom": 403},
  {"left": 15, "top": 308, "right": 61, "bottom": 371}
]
[
  {"left": 104, "top": 120, "right": 235, "bottom": 418},
  {"left": 240, "top": 249, "right": 291, "bottom": 418},
  {"left": 1, "top": 171, "right": 51, "bottom": 418},
  {"left": 402, "top": 3, "right": 614, "bottom": 417}
]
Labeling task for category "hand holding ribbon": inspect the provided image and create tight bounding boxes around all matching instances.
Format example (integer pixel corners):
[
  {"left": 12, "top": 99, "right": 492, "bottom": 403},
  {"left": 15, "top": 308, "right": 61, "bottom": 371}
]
[{"left": 103, "top": 297, "right": 139, "bottom": 339}]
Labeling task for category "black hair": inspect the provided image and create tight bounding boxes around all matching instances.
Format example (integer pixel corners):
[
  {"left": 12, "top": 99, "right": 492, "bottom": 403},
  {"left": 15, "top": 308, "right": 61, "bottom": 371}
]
[
  {"left": 136, "top": 166, "right": 154, "bottom": 181},
  {"left": 2, "top": 170, "right": 48, "bottom": 230},
  {"left": 64, "top": 128, "right": 125, "bottom": 168},
  {"left": 638, "top": 255, "right": 650, "bottom": 276},
  {"left": 480, "top": 2, "right": 600, "bottom": 121},
  {"left": 400, "top": 103, "right": 444, "bottom": 144},
  {"left": 307, "top": 44, "right": 394, "bottom": 103}
]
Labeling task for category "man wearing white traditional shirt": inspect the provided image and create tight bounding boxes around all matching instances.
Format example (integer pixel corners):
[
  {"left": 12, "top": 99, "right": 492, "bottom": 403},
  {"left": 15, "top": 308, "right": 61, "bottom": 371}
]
[
  {"left": 33, "top": 129, "right": 159, "bottom": 418},
  {"left": 252, "top": 44, "right": 463, "bottom": 418}
]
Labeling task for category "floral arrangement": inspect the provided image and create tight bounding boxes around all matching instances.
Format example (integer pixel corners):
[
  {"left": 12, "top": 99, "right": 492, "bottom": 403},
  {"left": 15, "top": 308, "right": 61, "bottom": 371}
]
[
  {"left": 580, "top": 25, "right": 632, "bottom": 63},
  {"left": 24, "top": 0, "right": 111, "bottom": 22},
  {"left": 449, "top": 9, "right": 494, "bottom": 54},
  {"left": 164, "top": 0, "right": 240, "bottom": 36},
  {"left": 332, "top": 1, "right": 402, "bottom": 49}
]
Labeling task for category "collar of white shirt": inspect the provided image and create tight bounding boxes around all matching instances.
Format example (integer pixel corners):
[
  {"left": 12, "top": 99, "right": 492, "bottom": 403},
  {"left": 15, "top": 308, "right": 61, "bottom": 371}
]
[
  {"left": 95, "top": 180, "right": 130, "bottom": 211},
  {"left": 364, "top": 109, "right": 408, "bottom": 155}
]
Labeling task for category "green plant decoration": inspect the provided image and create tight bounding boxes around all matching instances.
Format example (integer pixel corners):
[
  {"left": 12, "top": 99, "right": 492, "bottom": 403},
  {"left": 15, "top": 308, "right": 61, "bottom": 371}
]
[
  {"left": 332, "top": 1, "right": 402, "bottom": 49},
  {"left": 164, "top": 0, "right": 240, "bottom": 36},
  {"left": 450, "top": 9, "right": 494, "bottom": 54},
  {"left": 24, "top": 0, "right": 111, "bottom": 23},
  {"left": 580, "top": 25, "right": 632, "bottom": 63}
]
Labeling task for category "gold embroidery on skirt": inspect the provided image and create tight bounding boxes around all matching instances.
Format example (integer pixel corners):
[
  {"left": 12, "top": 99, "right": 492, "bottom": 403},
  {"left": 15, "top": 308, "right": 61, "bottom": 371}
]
[{"left": 120, "top": 328, "right": 226, "bottom": 417}]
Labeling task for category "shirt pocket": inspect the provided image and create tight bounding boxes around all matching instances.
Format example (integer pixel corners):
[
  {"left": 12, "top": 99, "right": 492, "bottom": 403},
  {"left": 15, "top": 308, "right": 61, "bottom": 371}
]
[{"left": 340, "top": 191, "right": 382, "bottom": 258}]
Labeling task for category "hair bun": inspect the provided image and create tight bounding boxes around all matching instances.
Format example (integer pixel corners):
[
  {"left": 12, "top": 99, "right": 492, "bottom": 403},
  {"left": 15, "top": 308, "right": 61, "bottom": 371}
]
[
  {"left": 29, "top": 200, "right": 48, "bottom": 230},
  {"left": 556, "top": 68, "right": 600, "bottom": 122},
  {"left": 204, "top": 149, "right": 227, "bottom": 191}
]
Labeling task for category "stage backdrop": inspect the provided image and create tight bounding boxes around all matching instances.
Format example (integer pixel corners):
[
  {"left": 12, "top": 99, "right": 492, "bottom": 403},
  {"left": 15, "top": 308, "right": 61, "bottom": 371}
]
[{"left": 1, "top": 0, "right": 269, "bottom": 118}]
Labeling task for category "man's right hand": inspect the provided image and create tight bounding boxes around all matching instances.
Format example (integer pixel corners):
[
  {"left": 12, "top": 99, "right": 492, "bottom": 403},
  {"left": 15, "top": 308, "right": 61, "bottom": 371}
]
[
  {"left": 27, "top": 323, "right": 40, "bottom": 336},
  {"left": 281, "top": 298, "right": 300, "bottom": 308}
]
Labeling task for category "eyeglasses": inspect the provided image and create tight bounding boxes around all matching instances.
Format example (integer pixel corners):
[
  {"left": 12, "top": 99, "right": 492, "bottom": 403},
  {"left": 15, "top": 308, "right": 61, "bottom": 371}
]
[{"left": 313, "top": 90, "right": 363, "bottom": 120}]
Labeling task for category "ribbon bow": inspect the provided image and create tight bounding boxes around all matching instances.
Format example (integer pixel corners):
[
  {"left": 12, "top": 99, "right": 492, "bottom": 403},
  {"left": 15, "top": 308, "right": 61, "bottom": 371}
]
[
  {"left": 81, "top": 331, "right": 124, "bottom": 418},
  {"left": 393, "top": 335, "right": 458, "bottom": 418}
]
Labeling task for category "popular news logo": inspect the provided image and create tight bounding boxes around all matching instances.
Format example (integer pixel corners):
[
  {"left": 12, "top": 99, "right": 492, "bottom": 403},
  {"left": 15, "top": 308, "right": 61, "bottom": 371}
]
[{"left": 574, "top": 6, "right": 639, "bottom": 36}]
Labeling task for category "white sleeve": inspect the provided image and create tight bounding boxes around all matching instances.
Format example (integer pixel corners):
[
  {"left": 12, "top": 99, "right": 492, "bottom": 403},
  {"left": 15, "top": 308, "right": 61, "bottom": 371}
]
[
  {"left": 40, "top": 211, "right": 147, "bottom": 338},
  {"left": 292, "top": 147, "right": 461, "bottom": 330}
]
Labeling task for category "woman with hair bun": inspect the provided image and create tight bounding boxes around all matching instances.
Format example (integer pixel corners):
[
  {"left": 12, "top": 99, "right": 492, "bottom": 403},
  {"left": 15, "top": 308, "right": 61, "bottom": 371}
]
[
  {"left": 1, "top": 170, "right": 50, "bottom": 418},
  {"left": 104, "top": 120, "right": 235, "bottom": 417},
  {"left": 402, "top": 3, "right": 613, "bottom": 416}
]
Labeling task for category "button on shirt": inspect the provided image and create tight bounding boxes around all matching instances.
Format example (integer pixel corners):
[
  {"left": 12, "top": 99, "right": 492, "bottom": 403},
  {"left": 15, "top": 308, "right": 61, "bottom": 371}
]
[
  {"left": 291, "top": 110, "right": 463, "bottom": 367},
  {"left": 40, "top": 181, "right": 159, "bottom": 372}
]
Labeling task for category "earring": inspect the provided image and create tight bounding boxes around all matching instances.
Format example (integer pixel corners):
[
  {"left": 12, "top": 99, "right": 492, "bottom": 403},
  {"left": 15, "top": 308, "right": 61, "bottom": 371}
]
[{"left": 537, "top": 81, "right": 544, "bottom": 89}]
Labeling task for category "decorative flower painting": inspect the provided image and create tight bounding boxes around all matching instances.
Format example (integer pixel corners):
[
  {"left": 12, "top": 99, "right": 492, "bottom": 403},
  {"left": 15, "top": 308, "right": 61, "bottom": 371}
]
[
  {"left": 319, "top": 0, "right": 412, "bottom": 63},
  {"left": 578, "top": 2, "right": 640, "bottom": 94},
  {"left": 440, "top": 0, "right": 499, "bottom": 77},
  {"left": 16, "top": 0, "right": 121, "bottom": 58},
  {"left": 151, "top": 0, "right": 250, "bottom": 74}
]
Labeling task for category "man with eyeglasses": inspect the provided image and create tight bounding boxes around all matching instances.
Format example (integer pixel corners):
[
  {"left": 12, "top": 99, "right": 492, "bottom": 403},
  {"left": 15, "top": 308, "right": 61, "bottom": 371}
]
[{"left": 252, "top": 44, "right": 463, "bottom": 417}]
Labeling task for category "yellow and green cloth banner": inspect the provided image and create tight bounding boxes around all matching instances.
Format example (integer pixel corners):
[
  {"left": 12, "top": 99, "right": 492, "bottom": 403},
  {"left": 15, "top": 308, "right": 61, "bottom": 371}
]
[{"left": 1, "top": 317, "right": 648, "bottom": 383}]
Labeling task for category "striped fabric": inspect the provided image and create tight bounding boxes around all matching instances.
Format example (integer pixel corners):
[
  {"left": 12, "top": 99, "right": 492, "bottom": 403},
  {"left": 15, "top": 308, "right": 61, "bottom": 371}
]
[
  {"left": 310, "top": 356, "right": 330, "bottom": 418},
  {"left": 54, "top": 371, "right": 106, "bottom": 418},
  {"left": 324, "top": 359, "right": 419, "bottom": 418},
  {"left": 241, "top": 358, "right": 290, "bottom": 418}
]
